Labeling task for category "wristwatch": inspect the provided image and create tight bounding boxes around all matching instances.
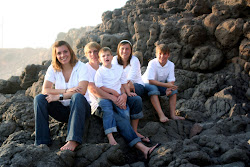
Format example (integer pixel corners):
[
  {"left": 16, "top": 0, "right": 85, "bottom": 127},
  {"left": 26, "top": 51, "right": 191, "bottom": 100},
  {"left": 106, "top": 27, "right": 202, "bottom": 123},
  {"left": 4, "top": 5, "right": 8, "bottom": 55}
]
[{"left": 59, "top": 94, "right": 63, "bottom": 100}]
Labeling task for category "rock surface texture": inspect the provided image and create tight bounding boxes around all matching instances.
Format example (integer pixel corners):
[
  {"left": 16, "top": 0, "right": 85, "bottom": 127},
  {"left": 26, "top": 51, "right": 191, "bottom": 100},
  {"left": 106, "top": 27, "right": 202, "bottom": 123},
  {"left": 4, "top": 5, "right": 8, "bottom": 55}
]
[{"left": 0, "top": 0, "right": 250, "bottom": 166}]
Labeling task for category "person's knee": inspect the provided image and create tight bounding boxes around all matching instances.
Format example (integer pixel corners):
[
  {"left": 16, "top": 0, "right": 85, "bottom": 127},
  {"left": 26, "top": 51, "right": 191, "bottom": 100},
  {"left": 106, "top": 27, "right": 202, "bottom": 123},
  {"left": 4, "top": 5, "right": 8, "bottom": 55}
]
[
  {"left": 71, "top": 93, "right": 87, "bottom": 103},
  {"left": 34, "top": 94, "right": 47, "bottom": 104}
]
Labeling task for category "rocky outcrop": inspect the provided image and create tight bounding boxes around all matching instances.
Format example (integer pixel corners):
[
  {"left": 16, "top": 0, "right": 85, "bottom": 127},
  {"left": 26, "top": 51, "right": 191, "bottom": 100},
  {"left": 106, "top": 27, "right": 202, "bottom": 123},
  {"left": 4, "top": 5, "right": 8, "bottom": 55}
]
[{"left": 0, "top": 0, "right": 250, "bottom": 166}]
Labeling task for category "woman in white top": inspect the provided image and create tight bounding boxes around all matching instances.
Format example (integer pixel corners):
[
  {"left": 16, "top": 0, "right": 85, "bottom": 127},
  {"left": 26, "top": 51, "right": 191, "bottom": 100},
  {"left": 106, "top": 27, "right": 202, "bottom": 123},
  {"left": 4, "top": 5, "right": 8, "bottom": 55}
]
[
  {"left": 112, "top": 40, "right": 150, "bottom": 143},
  {"left": 34, "top": 41, "right": 91, "bottom": 151}
]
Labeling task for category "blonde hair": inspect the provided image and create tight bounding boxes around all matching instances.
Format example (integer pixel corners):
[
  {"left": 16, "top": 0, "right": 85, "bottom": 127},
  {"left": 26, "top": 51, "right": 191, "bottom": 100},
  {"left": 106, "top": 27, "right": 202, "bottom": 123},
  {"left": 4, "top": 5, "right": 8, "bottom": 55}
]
[
  {"left": 52, "top": 41, "right": 78, "bottom": 71},
  {"left": 156, "top": 44, "right": 170, "bottom": 55},
  {"left": 98, "top": 47, "right": 112, "bottom": 57},
  {"left": 84, "top": 42, "right": 101, "bottom": 55}
]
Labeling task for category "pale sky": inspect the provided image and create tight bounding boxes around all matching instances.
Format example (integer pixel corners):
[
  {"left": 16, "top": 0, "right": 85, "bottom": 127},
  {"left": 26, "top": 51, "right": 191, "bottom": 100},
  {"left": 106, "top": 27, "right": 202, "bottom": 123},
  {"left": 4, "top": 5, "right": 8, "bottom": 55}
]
[{"left": 0, "top": 0, "right": 128, "bottom": 49}]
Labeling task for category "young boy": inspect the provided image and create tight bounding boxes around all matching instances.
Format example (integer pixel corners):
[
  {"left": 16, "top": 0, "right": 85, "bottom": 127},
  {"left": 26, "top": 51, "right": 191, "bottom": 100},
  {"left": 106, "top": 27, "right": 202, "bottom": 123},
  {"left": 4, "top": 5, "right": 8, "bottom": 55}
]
[
  {"left": 94, "top": 47, "right": 137, "bottom": 145},
  {"left": 142, "top": 44, "right": 185, "bottom": 123}
]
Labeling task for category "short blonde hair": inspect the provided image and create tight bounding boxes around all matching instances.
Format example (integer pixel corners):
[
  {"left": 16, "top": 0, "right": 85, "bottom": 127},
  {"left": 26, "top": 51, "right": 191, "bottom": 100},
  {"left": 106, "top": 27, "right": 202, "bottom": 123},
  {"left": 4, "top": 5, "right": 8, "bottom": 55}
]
[
  {"left": 84, "top": 42, "right": 101, "bottom": 55},
  {"left": 52, "top": 41, "right": 78, "bottom": 72},
  {"left": 98, "top": 47, "right": 112, "bottom": 57},
  {"left": 156, "top": 44, "right": 170, "bottom": 55}
]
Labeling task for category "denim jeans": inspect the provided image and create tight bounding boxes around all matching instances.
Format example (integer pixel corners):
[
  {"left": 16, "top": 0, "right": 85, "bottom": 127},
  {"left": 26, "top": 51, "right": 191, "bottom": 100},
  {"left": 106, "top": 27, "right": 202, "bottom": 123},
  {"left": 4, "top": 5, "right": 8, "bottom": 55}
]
[
  {"left": 98, "top": 98, "right": 130, "bottom": 135},
  {"left": 34, "top": 93, "right": 91, "bottom": 145},
  {"left": 94, "top": 107, "right": 141, "bottom": 147},
  {"left": 145, "top": 83, "right": 178, "bottom": 96},
  {"left": 134, "top": 83, "right": 145, "bottom": 97},
  {"left": 127, "top": 95, "right": 143, "bottom": 120}
]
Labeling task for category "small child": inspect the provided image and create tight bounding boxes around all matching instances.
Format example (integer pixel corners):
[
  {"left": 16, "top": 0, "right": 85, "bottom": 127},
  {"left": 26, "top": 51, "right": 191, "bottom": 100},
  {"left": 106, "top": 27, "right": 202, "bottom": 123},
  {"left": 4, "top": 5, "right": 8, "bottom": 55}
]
[
  {"left": 94, "top": 47, "right": 137, "bottom": 145},
  {"left": 142, "top": 44, "right": 185, "bottom": 122}
]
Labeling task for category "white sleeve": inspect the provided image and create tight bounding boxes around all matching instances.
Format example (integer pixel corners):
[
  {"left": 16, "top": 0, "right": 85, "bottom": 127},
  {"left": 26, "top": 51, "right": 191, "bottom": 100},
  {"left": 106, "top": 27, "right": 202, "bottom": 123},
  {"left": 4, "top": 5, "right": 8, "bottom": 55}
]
[
  {"left": 120, "top": 70, "right": 128, "bottom": 84},
  {"left": 78, "top": 63, "right": 89, "bottom": 82},
  {"left": 145, "top": 61, "right": 156, "bottom": 81},
  {"left": 94, "top": 70, "right": 103, "bottom": 88},
  {"left": 111, "top": 56, "right": 118, "bottom": 65},
  {"left": 127, "top": 56, "right": 141, "bottom": 82},
  {"left": 44, "top": 65, "right": 56, "bottom": 83},
  {"left": 167, "top": 64, "right": 176, "bottom": 82}
]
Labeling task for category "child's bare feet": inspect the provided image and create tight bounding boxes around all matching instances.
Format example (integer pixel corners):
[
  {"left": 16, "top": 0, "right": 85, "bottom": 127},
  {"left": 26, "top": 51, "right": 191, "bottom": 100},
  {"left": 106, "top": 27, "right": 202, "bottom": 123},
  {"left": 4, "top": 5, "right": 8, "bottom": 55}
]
[
  {"left": 171, "top": 115, "right": 185, "bottom": 120},
  {"left": 60, "top": 141, "right": 79, "bottom": 151},
  {"left": 107, "top": 133, "right": 118, "bottom": 145},
  {"left": 159, "top": 116, "right": 169, "bottom": 123}
]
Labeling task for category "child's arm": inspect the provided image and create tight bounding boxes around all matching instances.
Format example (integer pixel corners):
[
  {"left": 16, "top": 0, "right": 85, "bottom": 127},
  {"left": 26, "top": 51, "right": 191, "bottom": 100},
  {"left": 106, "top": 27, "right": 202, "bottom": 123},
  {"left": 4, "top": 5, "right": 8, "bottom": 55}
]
[
  {"left": 149, "top": 80, "right": 178, "bottom": 90},
  {"left": 122, "top": 83, "right": 137, "bottom": 97},
  {"left": 100, "top": 86, "right": 120, "bottom": 97}
]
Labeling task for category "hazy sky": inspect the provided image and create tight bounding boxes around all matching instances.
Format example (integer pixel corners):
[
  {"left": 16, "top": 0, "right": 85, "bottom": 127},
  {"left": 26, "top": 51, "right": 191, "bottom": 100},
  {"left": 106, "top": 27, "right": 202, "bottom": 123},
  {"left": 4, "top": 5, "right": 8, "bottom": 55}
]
[{"left": 0, "top": 0, "right": 128, "bottom": 49}]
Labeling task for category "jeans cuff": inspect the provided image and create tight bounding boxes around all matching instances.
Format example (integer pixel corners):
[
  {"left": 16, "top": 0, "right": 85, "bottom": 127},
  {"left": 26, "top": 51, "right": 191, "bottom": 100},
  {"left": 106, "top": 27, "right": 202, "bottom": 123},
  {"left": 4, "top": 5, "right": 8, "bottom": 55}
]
[
  {"left": 148, "top": 90, "right": 160, "bottom": 96},
  {"left": 66, "top": 135, "right": 83, "bottom": 144},
  {"left": 130, "top": 111, "right": 144, "bottom": 120},
  {"left": 105, "top": 127, "right": 117, "bottom": 135},
  {"left": 128, "top": 137, "right": 141, "bottom": 147}
]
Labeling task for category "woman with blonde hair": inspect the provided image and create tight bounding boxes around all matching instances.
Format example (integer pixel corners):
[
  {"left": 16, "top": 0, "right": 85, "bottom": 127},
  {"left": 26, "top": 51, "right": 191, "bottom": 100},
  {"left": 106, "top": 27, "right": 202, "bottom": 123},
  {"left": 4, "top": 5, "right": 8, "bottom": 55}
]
[{"left": 34, "top": 40, "right": 91, "bottom": 151}]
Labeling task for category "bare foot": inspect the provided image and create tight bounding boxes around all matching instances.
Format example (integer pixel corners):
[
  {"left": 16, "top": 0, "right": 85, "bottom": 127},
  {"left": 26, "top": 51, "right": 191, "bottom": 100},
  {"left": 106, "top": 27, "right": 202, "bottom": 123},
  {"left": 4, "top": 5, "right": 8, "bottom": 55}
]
[
  {"left": 60, "top": 141, "right": 79, "bottom": 151},
  {"left": 159, "top": 116, "right": 169, "bottom": 123},
  {"left": 144, "top": 143, "right": 161, "bottom": 159},
  {"left": 136, "top": 132, "right": 151, "bottom": 143},
  {"left": 107, "top": 133, "right": 118, "bottom": 145},
  {"left": 171, "top": 115, "right": 185, "bottom": 120}
]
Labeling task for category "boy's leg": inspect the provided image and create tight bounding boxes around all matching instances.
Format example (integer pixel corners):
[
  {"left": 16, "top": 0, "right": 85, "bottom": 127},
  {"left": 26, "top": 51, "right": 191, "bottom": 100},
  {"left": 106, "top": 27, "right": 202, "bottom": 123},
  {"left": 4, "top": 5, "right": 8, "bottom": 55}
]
[
  {"left": 113, "top": 104, "right": 130, "bottom": 121},
  {"left": 145, "top": 84, "right": 169, "bottom": 122},
  {"left": 168, "top": 91, "right": 185, "bottom": 120},
  {"left": 98, "top": 98, "right": 118, "bottom": 135}
]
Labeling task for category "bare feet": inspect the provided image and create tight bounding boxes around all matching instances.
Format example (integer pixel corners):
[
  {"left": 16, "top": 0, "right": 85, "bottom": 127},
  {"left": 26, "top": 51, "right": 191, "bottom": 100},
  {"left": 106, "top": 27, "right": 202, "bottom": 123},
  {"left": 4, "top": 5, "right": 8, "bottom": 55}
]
[
  {"left": 107, "top": 133, "right": 118, "bottom": 145},
  {"left": 159, "top": 115, "right": 169, "bottom": 123},
  {"left": 60, "top": 141, "right": 79, "bottom": 151},
  {"left": 171, "top": 115, "right": 185, "bottom": 120}
]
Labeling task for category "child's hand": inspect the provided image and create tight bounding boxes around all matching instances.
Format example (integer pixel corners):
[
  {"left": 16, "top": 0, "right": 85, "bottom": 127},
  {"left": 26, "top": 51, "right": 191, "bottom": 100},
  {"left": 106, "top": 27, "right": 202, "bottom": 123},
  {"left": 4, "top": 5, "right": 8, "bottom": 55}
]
[
  {"left": 127, "top": 92, "right": 137, "bottom": 97},
  {"left": 67, "top": 86, "right": 83, "bottom": 93}
]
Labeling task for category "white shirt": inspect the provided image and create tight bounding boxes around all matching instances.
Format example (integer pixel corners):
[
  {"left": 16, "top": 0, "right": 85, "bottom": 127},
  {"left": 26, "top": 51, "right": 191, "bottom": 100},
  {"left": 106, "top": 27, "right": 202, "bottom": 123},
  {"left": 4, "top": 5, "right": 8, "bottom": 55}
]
[
  {"left": 94, "top": 64, "right": 127, "bottom": 94},
  {"left": 112, "top": 55, "right": 145, "bottom": 86},
  {"left": 142, "top": 58, "right": 175, "bottom": 83},
  {"left": 86, "top": 63, "right": 99, "bottom": 114},
  {"left": 44, "top": 61, "right": 90, "bottom": 106}
]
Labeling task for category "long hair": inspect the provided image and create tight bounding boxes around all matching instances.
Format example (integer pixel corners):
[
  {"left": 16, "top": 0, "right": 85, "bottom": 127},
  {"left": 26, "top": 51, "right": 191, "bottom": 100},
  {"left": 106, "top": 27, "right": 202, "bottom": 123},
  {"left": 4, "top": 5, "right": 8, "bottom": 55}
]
[
  {"left": 52, "top": 41, "right": 78, "bottom": 71},
  {"left": 116, "top": 40, "right": 132, "bottom": 65}
]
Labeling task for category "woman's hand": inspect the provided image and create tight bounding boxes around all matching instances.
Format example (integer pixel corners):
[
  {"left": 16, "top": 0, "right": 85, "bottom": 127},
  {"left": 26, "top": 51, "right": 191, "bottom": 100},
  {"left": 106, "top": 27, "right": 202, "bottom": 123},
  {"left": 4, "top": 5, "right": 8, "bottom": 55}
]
[
  {"left": 128, "top": 81, "right": 135, "bottom": 93},
  {"left": 111, "top": 90, "right": 120, "bottom": 97},
  {"left": 45, "top": 94, "right": 59, "bottom": 103},
  {"left": 127, "top": 92, "right": 137, "bottom": 97}
]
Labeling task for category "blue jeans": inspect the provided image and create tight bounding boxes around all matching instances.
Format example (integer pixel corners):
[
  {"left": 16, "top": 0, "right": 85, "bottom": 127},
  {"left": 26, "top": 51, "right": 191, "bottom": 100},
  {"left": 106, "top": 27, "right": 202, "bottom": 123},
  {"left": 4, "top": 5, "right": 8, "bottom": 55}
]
[
  {"left": 145, "top": 83, "right": 178, "bottom": 96},
  {"left": 94, "top": 107, "right": 141, "bottom": 147},
  {"left": 134, "top": 83, "right": 145, "bottom": 97},
  {"left": 98, "top": 98, "right": 130, "bottom": 135},
  {"left": 34, "top": 93, "right": 91, "bottom": 145},
  {"left": 127, "top": 95, "right": 143, "bottom": 120}
]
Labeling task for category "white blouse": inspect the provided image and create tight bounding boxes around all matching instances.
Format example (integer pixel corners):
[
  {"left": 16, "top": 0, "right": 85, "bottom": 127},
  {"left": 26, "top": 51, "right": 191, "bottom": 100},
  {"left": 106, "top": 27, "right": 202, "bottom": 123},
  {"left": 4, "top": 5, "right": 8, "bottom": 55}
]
[
  {"left": 44, "top": 61, "right": 90, "bottom": 106},
  {"left": 112, "top": 55, "right": 145, "bottom": 86}
]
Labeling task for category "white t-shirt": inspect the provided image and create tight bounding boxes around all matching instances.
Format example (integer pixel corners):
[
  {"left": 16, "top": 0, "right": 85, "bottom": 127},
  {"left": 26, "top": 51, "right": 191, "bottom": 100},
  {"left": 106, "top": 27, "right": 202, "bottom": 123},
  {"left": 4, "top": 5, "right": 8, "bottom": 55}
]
[
  {"left": 44, "top": 61, "right": 90, "bottom": 106},
  {"left": 94, "top": 64, "right": 127, "bottom": 94},
  {"left": 142, "top": 58, "right": 175, "bottom": 83},
  {"left": 86, "top": 63, "right": 99, "bottom": 114},
  {"left": 112, "top": 55, "right": 145, "bottom": 86}
]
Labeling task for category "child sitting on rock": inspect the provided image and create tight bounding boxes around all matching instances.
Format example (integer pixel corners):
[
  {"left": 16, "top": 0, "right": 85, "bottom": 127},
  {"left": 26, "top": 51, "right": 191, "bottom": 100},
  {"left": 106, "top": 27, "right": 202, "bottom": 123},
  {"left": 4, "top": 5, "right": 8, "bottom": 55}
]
[
  {"left": 94, "top": 47, "right": 137, "bottom": 145},
  {"left": 142, "top": 44, "right": 185, "bottom": 122}
]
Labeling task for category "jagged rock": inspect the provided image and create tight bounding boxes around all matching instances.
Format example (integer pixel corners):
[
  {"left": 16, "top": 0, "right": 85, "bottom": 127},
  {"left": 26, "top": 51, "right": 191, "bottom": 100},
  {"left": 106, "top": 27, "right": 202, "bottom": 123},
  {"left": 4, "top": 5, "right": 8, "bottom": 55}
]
[
  {"left": 215, "top": 18, "right": 244, "bottom": 47},
  {"left": 0, "top": 76, "right": 22, "bottom": 94}
]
